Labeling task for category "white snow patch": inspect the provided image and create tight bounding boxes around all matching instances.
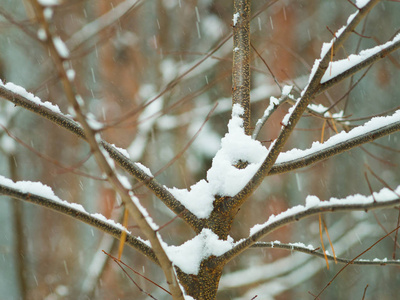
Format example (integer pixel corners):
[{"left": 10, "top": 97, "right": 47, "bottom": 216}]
[
  {"left": 53, "top": 36, "right": 69, "bottom": 58},
  {"left": 355, "top": 0, "right": 370, "bottom": 8},
  {"left": 111, "top": 144, "right": 130, "bottom": 158},
  {"left": 37, "top": 28, "right": 47, "bottom": 41},
  {"left": 135, "top": 162, "right": 153, "bottom": 177},
  {"left": 233, "top": 12, "right": 240, "bottom": 26},
  {"left": 0, "top": 81, "right": 61, "bottom": 113},
  {"left": 66, "top": 69, "right": 75, "bottom": 81},
  {"left": 168, "top": 104, "right": 269, "bottom": 218},
  {"left": 165, "top": 229, "right": 234, "bottom": 275},
  {"left": 38, "top": 0, "right": 60, "bottom": 6}
]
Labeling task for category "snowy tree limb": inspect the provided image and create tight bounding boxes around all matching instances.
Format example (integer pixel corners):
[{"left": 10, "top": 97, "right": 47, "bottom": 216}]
[
  {"left": 0, "top": 83, "right": 201, "bottom": 230},
  {"left": 213, "top": 186, "right": 400, "bottom": 266},
  {"left": 223, "top": 0, "right": 384, "bottom": 212},
  {"left": 268, "top": 115, "right": 400, "bottom": 175},
  {"left": 0, "top": 181, "right": 159, "bottom": 265},
  {"left": 251, "top": 242, "right": 400, "bottom": 266},
  {"left": 317, "top": 35, "right": 400, "bottom": 95}
]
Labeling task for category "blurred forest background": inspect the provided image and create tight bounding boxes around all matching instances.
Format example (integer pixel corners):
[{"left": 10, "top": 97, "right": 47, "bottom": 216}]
[{"left": 0, "top": 0, "right": 399, "bottom": 299}]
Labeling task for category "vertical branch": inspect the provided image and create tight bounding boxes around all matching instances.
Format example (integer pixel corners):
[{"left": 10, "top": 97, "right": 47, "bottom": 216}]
[
  {"left": 9, "top": 154, "right": 28, "bottom": 300},
  {"left": 232, "top": 0, "right": 251, "bottom": 135}
]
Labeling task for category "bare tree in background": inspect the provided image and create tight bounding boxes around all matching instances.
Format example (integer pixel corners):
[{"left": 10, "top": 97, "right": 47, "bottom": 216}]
[{"left": 0, "top": 0, "right": 400, "bottom": 299}]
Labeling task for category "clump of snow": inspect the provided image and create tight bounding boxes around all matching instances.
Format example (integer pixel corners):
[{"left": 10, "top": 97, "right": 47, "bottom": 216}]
[
  {"left": 288, "top": 242, "right": 316, "bottom": 251},
  {"left": 305, "top": 195, "right": 320, "bottom": 208},
  {"left": 282, "top": 85, "right": 293, "bottom": 96},
  {"left": 86, "top": 113, "right": 104, "bottom": 130},
  {"left": 0, "top": 175, "right": 66, "bottom": 203},
  {"left": 66, "top": 69, "right": 75, "bottom": 81},
  {"left": 233, "top": 12, "right": 240, "bottom": 26},
  {"left": 355, "top": 0, "right": 370, "bottom": 8},
  {"left": 110, "top": 144, "right": 130, "bottom": 158},
  {"left": 135, "top": 162, "right": 153, "bottom": 177},
  {"left": 249, "top": 185, "right": 400, "bottom": 236},
  {"left": 117, "top": 174, "right": 132, "bottom": 190},
  {"left": 53, "top": 36, "right": 69, "bottom": 58},
  {"left": 165, "top": 229, "right": 234, "bottom": 275},
  {"left": 38, "top": 0, "right": 60, "bottom": 6},
  {"left": 44, "top": 7, "right": 54, "bottom": 20},
  {"left": 37, "top": 28, "right": 47, "bottom": 41},
  {"left": 257, "top": 96, "right": 279, "bottom": 126},
  {"left": 0, "top": 80, "right": 61, "bottom": 113},
  {"left": 168, "top": 104, "right": 269, "bottom": 218},
  {"left": 281, "top": 105, "right": 295, "bottom": 126}
]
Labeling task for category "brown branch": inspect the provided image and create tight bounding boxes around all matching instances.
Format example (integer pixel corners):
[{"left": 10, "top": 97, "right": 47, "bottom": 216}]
[
  {"left": 317, "top": 37, "right": 400, "bottom": 95},
  {"left": 251, "top": 242, "right": 400, "bottom": 265},
  {"left": 232, "top": 0, "right": 251, "bottom": 135},
  {"left": 213, "top": 193, "right": 400, "bottom": 266},
  {"left": 268, "top": 118, "right": 400, "bottom": 176},
  {"left": 0, "top": 84, "right": 201, "bottom": 230},
  {"left": 224, "top": 0, "right": 382, "bottom": 213},
  {"left": 0, "top": 182, "right": 159, "bottom": 265}
]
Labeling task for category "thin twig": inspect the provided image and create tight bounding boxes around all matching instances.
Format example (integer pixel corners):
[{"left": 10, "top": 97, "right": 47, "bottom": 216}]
[{"left": 314, "top": 225, "right": 400, "bottom": 299}]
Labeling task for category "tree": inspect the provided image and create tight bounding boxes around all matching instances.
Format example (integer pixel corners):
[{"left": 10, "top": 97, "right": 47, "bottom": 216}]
[{"left": 0, "top": 0, "right": 400, "bottom": 299}]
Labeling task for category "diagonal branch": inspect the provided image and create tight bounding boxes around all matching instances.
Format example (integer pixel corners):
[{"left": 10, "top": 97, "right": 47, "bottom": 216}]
[
  {"left": 0, "top": 181, "right": 159, "bottom": 265},
  {"left": 0, "top": 83, "right": 201, "bottom": 230},
  {"left": 213, "top": 185, "right": 400, "bottom": 266},
  {"left": 251, "top": 242, "right": 400, "bottom": 266},
  {"left": 268, "top": 111, "right": 400, "bottom": 175},
  {"left": 317, "top": 34, "right": 400, "bottom": 95}
]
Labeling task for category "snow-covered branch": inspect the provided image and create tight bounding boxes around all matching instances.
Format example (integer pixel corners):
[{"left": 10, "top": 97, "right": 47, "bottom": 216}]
[
  {"left": 317, "top": 33, "right": 400, "bottom": 94},
  {"left": 269, "top": 109, "right": 400, "bottom": 175},
  {"left": 0, "top": 176, "right": 158, "bottom": 264},
  {"left": 251, "top": 241, "right": 400, "bottom": 266},
  {"left": 222, "top": 0, "right": 387, "bottom": 213},
  {"left": 0, "top": 81, "right": 201, "bottom": 229},
  {"left": 214, "top": 185, "right": 400, "bottom": 266}
]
